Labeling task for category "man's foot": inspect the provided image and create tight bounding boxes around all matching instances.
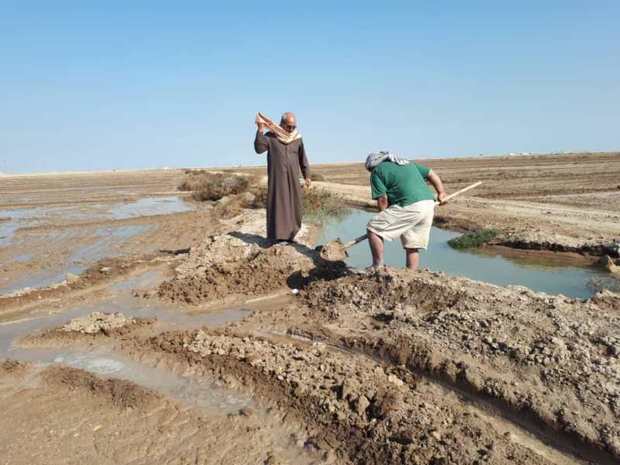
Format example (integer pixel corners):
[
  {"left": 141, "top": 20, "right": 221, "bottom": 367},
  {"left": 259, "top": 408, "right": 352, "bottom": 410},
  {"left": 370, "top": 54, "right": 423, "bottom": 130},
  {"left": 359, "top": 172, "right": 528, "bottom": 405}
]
[{"left": 364, "top": 264, "right": 387, "bottom": 273}]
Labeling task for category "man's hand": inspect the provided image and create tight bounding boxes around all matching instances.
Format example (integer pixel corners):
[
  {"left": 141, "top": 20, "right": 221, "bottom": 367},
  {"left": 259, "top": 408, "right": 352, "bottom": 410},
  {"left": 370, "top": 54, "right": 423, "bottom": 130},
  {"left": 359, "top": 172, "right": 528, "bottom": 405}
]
[
  {"left": 304, "top": 178, "right": 312, "bottom": 189},
  {"left": 437, "top": 192, "right": 448, "bottom": 205},
  {"left": 377, "top": 195, "right": 388, "bottom": 211},
  {"left": 255, "top": 114, "right": 266, "bottom": 132}
]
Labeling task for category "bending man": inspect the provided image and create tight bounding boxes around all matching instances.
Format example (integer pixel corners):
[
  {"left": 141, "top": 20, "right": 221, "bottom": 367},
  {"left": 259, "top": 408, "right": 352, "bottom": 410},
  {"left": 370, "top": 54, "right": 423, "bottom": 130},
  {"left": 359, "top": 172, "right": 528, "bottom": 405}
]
[
  {"left": 365, "top": 151, "right": 447, "bottom": 270},
  {"left": 254, "top": 112, "right": 311, "bottom": 244}
]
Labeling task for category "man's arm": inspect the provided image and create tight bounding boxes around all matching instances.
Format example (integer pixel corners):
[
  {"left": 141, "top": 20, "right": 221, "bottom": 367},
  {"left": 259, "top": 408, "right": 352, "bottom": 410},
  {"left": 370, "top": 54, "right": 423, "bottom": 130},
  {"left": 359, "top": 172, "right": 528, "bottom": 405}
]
[
  {"left": 254, "top": 129, "right": 269, "bottom": 154},
  {"left": 376, "top": 195, "right": 388, "bottom": 211},
  {"left": 370, "top": 170, "right": 388, "bottom": 210},
  {"left": 298, "top": 140, "right": 311, "bottom": 188},
  {"left": 427, "top": 171, "right": 447, "bottom": 203},
  {"left": 254, "top": 116, "right": 269, "bottom": 154}
]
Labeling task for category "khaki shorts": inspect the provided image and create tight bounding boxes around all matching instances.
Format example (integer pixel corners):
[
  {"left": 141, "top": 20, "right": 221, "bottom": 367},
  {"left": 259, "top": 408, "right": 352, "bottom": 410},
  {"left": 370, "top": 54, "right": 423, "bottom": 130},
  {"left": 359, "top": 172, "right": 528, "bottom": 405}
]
[{"left": 367, "top": 200, "right": 435, "bottom": 250}]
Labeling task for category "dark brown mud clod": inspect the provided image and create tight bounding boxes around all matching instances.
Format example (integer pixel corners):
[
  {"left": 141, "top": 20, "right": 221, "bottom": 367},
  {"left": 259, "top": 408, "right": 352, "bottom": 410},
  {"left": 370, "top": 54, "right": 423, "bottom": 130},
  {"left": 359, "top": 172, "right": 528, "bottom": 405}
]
[{"left": 318, "top": 239, "right": 348, "bottom": 262}]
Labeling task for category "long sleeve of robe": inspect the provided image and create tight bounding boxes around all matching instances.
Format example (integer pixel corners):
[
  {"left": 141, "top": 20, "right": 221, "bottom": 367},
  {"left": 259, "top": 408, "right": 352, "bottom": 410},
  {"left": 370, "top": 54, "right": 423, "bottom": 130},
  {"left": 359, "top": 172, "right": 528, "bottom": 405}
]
[{"left": 254, "top": 130, "right": 310, "bottom": 241}]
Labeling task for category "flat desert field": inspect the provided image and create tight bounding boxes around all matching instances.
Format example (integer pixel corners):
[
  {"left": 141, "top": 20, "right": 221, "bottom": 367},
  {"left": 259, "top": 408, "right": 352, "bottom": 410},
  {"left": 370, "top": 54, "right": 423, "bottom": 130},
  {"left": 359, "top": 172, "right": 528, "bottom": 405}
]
[{"left": 1, "top": 152, "right": 619, "bottom": 465}]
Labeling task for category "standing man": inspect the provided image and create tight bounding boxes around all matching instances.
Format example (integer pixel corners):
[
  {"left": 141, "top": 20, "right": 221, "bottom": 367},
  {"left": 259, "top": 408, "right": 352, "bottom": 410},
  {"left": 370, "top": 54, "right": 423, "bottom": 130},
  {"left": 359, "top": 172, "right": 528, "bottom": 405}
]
[
  {"left": 365, "top": 151, "right": 447, "bottom": 270},
  {"left": 254, "top": 112, "right": 311, "bottom": 244}
]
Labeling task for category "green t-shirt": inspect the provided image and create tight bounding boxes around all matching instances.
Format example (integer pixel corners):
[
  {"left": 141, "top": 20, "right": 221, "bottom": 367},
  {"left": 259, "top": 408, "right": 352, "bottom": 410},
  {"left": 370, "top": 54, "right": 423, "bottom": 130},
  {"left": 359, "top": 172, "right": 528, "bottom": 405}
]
[{"left": 370, "top": 161, "right": 434, "bottom": 207}]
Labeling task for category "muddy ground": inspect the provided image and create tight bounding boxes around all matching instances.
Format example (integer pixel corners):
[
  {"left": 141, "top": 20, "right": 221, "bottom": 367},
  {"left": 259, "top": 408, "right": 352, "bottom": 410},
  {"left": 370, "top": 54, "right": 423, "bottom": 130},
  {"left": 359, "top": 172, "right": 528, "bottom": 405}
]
[{"left": 1, "top": 155, "right": 619, "bottom": 464}]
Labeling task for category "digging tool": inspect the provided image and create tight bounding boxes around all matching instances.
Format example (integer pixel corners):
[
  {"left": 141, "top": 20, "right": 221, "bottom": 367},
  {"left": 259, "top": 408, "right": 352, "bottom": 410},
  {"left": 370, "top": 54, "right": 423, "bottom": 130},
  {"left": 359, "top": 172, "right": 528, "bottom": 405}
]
[{"left": 319, "top": 181, "right": 482, "bottom": 261}]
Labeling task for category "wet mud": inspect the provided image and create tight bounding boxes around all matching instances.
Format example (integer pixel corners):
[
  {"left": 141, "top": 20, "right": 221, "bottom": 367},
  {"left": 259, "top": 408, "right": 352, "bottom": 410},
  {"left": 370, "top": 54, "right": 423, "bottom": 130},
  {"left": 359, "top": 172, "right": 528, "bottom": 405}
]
[
  {"left": 2, "top": 165, "right": 619, "bottom": 464},
  {"left": 157, "top": 210, "right": 346, "bottom": 304}
]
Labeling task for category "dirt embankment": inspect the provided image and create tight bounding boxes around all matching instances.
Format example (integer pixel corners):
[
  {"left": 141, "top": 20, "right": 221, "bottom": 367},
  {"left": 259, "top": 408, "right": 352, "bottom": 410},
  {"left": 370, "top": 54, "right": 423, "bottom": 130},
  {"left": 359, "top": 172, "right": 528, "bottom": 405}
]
[{"left": 299, "top": 269, "right": 620, "bottom": 463}]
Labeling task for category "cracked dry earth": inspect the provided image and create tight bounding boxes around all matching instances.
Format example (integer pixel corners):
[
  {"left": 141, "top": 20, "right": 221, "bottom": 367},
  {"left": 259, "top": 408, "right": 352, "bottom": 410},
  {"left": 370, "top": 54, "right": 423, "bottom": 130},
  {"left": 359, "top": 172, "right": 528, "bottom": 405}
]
[{"left": 2, "top": 203, "right": 619, "bottom": 464}]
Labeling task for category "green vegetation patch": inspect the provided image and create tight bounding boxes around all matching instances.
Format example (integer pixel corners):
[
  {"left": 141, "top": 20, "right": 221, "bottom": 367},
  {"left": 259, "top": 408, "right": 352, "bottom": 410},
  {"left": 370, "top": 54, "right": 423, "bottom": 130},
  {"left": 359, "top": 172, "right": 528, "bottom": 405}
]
[
  {"left": 303, "top": 187, "right": 350, "bottom": 221},
  {"left": 249, "top": 186, "right": 349, "bottom": 221},
  {"left": 448, "top": 229, "right": 499, "bottom": 250}
]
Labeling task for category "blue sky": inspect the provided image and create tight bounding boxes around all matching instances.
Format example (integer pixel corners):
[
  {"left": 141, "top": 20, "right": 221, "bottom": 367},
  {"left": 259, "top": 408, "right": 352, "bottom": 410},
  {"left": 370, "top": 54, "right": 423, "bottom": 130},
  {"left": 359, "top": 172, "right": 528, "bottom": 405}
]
[{"left": 1, "top": 1, "right": 618, "bottom": 173}]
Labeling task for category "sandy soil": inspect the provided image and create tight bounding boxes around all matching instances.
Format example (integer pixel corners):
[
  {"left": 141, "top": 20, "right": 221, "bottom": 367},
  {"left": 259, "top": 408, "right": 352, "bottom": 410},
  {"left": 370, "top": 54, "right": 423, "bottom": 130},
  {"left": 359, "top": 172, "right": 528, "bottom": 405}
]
[{"left": 1, "top": 156, "right": 619, "bottom": 464}]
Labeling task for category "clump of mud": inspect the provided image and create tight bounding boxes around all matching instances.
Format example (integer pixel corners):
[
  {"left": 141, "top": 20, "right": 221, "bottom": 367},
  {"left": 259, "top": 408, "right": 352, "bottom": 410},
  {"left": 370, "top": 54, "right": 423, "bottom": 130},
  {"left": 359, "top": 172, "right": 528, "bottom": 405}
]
[
  {"left": 0, "top": 359, "right": 30, "bottom": 376},
  {"left": 590, "top": 289, "right": 620, "bottom": 312},
  {"left": 62, "top": 312, "right": 151, "bottom": 335},
  {"left": 318, "top": 238, "right": 348, "bottom": 261},
  {"left": 158, "top": 222, "right": 346, "bottom": 304},
  {"left": 20, "top": 312, "right": 154, "bottom": 348},
  {"left": 42, "top": 365, "right": 160, "bottom": 409}
]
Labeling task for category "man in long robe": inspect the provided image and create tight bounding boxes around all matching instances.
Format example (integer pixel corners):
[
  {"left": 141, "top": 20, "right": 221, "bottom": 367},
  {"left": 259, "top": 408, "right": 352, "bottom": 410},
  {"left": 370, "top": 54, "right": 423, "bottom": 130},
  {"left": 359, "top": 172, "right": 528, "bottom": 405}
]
[{"left": 254, "top": 112, "right": 311, "bottom": 244}]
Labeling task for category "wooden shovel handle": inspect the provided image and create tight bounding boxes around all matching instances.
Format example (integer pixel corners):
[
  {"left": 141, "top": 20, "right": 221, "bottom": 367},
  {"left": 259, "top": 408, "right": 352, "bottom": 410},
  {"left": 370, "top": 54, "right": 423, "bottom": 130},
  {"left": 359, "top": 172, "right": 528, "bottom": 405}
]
[
  {"left": 435, "top": 181, "right": 482, "bottom": 205},
  {"left": 343, "top": 234, "right": 369, "bottom": 249}
]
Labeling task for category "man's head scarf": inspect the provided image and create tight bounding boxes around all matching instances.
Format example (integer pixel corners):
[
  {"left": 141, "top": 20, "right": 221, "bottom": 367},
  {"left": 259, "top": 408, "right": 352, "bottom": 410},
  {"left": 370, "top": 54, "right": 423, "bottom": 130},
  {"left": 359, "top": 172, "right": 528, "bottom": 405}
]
[
  {"left": 365, "top": 151, "right": 410, "bottom": 171},
  {"left": 256, "top": 112, "right": 302, "bottom": 145}
]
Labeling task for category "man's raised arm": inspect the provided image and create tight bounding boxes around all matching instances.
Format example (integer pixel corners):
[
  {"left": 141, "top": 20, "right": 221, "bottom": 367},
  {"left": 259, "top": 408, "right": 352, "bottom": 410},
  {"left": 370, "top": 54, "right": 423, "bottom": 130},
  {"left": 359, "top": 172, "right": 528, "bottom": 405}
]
[{"left": 254, "top": 117, "right": 269, "bottom": 154}]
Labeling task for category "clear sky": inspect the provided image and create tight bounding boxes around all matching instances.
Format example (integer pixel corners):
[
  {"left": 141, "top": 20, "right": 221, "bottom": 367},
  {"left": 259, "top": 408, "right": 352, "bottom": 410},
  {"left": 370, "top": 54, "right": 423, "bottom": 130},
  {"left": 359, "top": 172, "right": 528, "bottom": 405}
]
[{"left": 1, "top": 1, "right": 618, "bottom": 173}]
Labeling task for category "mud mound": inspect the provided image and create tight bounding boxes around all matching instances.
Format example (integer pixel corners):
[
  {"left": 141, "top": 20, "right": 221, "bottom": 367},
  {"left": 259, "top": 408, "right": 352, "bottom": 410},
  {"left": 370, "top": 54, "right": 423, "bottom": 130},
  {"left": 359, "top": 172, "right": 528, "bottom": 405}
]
[
  {"left": 42, "top": 365, "right": 160, "bottom": 409},
  {"left": 158, "top": 217, "right": 345, "bottom": 304},
  {"left": 62, "top": 311, "right": 151, "bottom": 335},
  {"left": 302, "top": 269, "right": 463, "bottom": 319},
  {"left": 159, "top": 245, "right": 317, "bottom": 304},
  {"left": 19, "top": 312, "right": 154, "bottom": 348},
  {"left": 150, "top": 330, "right": 559, "bottom": 464},
  {"left": 590, "top": 289, "right": 620, "bottom": 312}
]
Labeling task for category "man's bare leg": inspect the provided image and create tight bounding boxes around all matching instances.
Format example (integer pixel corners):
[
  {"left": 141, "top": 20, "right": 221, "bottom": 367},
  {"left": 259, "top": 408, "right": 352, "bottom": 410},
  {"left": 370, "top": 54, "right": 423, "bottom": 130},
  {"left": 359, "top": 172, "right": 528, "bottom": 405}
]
[
  {"left": 367, "top": 229, "right": 384, "bottom": 267},
  {"left": 405, "top": 248, "right": 420, "bottom": 270}
]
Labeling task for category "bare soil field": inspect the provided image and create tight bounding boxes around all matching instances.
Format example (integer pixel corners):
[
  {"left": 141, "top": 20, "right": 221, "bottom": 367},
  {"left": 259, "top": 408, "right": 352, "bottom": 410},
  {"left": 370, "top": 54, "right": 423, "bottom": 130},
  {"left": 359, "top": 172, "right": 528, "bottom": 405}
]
[{"left": 1, "top": 154, "right": 618, "bottom": 464}]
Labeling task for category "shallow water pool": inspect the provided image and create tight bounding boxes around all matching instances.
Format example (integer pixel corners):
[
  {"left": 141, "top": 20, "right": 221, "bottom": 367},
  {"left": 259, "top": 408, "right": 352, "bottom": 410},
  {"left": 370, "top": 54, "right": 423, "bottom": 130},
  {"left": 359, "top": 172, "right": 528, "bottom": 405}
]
[{"left": 316, "top": 210, "right": 614, "bottom": 299}]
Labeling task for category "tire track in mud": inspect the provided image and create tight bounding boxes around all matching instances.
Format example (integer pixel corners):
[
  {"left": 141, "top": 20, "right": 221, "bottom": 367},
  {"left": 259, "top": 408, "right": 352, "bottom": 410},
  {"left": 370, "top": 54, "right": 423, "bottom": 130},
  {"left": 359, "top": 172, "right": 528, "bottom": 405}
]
[
  {"left": 286, "top": 328, "right": 589, "bottom": 465},
  {"left": 133, "top": 327, "right": 577, "bottom": 465},
  {"left": 318, "top": 333, "right": 608, "bottom": 465},
  {"left": 4, "top": 320, "right": 327, "bottom": 465}
]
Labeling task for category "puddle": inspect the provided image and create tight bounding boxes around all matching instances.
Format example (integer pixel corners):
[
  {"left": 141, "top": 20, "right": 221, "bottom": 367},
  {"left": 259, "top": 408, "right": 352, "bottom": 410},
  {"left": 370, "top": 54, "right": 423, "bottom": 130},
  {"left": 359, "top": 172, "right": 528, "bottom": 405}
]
[
  {"left": 0, "top": 196, "right": 191, "bottom": 247},
  {"left": 13, "top": 254, "right": 32, "bottom": 263},
  {"left": 316, "top": 210, "right": 613, "bottom": 299},
  {"left": 0, "top": 264, "right": 251, "bottom": 360},
  {"left": 0, "top": 304, "right": 251, "bottom": 360},
  {"left": 109, "top": 196, "right": 192, "bottom": 220},
  {"left": 0, "top": 225, "right": 150, "bottom": 296},
  {"left": 66, "top": 225, "right": 149, "bottom": 272},
  {"left": 0, "top": 270, "right": 320, "bottom": 463},
  {"left": 0, "top": 301, "right": 252, "bottom": 413},
  {"left": 34, "top": 348, "right": 251, "bottom": 413},
  {"left": 0, "top": 206, "right": 100, "bottom": 246}
]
